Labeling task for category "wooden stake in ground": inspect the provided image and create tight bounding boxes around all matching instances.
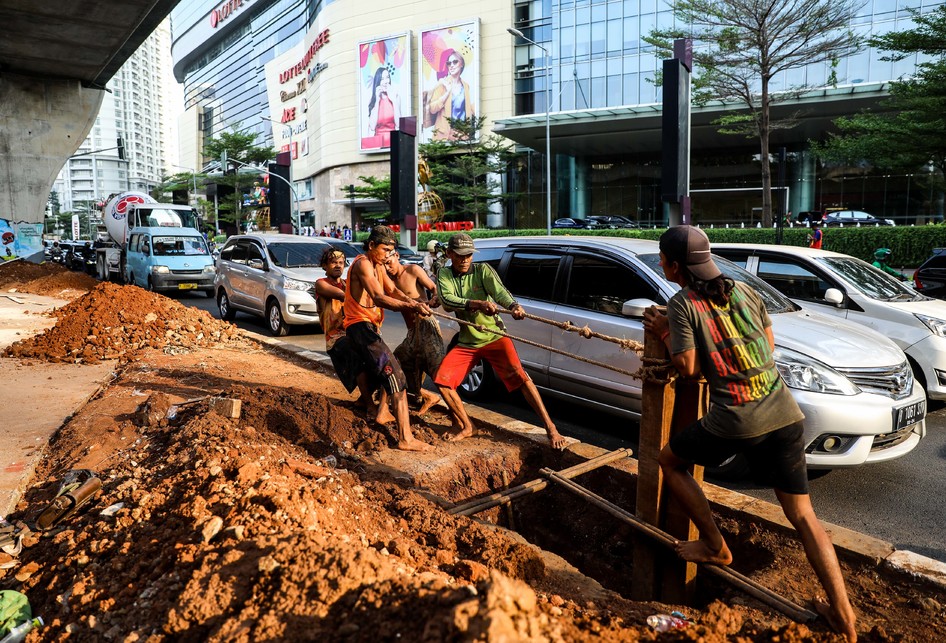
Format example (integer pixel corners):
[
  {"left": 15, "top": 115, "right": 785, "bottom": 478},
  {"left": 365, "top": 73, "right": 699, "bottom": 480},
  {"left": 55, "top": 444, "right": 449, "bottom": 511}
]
[{"left": 632, "top": 327, "right": 706, "bottom": 604}]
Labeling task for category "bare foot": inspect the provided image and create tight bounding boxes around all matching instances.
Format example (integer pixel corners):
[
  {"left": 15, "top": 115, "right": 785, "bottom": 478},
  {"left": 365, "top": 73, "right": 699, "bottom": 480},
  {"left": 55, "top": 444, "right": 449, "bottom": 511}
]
[
  {"left": 674, "top": 539, "right": 733, "bottom": 565},
  {"left": 546, "top": 428, "right": 568, "bottom": 450},
  {"left": 417, "top": 390, "right": 439, "bottom": 415},
  {"left": 814, "top": 598, "right": 857, "bottom": 642},
  {"left": 374, "top": 407, "right": 396, "bottom": 426},
  {"left": 353, "top": 394, "right": 371, "bottom": 410},
  {"left": 443, "top": 427, "right": 474, "bottom": 442},
  {"left": 397, "top": 438, "right": 435, "bottom": 452}
]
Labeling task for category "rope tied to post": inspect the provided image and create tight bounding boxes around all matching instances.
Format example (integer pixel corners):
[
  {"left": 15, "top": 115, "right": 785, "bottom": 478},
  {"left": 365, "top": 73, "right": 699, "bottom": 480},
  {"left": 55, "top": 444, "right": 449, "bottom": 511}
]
[{"left": 428, "top": 309, "right": 675, "bottom": 384}]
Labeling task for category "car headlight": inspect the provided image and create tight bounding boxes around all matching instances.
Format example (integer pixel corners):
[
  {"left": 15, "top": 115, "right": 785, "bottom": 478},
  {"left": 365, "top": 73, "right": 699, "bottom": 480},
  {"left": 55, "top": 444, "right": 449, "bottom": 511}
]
[
  {"left": 773, "top": 346, "right": 860, "bottom": 395},
  {"left": 283, "top": 276, "right": 311, "bottom": 292},
  {"left": 915, "top": 313, "right": 946, "bottom": 337},
  {"left": 202, "top": 264, "right": 216, "bottom": 273},
  {"left": 150, "top": 265, "right": 170, "bottom": 274}
]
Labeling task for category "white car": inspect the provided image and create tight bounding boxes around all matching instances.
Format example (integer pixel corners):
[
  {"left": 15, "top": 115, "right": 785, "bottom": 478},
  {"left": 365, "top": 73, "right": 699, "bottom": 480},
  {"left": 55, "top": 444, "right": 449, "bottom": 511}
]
[
  {"left": 714, "top": 244, "right": 946, "bottom": 401},
  {"left": 454, "top": 237, "right": 925, "bottom": 476}
]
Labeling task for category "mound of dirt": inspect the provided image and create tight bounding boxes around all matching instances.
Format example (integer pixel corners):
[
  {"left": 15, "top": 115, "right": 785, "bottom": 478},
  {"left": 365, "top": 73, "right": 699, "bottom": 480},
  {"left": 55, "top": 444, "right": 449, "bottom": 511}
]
[
  {"left": 0, "top": 260, "right": 98, "bottom": 298},
  {"left": 6, "top": 353, "right": 848, "bottom": 642},
  {"left": 3, "top": 282, "right": 247, "bottom": 364}
]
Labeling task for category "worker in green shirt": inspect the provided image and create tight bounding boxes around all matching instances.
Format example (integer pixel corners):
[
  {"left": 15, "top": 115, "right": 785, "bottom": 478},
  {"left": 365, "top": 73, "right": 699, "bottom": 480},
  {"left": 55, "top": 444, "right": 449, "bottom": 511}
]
[{"left": 433, "top": 233, "right": 567, "bottom": 449}]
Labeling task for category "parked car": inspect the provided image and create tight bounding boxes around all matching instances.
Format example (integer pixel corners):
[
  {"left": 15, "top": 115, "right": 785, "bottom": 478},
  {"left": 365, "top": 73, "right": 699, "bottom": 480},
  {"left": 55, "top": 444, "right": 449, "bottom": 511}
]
[
  {"left": 214, "top": 234, "right": 345, "bottom": 336},
  {"left": 552, "top": 217, "right": 601, "bottom": 229},
  {"left": 450, "top": 236, "right": 925, "bottom": 476},
  {"left": 713, "top": 243, "right": 946, "bottom": 401},
  {"left": 588, "top": 215, "right": 639, "bottom": 229},
  {"left": 822, "top": 210, "right": 894, "bottom": 227},
  {"left": 912, "top": 248, "right": 946, "bottom": 300}
]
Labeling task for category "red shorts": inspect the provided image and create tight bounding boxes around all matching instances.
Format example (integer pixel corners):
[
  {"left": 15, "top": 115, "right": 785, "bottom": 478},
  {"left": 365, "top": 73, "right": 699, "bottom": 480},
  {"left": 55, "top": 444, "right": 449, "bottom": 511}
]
[{"left": 434, "top": 337, "right": 529, "bottom": 392}]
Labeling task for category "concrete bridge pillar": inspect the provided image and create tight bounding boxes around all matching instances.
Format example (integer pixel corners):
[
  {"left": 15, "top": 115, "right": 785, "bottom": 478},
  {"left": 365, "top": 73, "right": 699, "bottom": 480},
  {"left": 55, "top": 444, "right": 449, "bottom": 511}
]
[{"left": 0, "top": 74, "right": 104, "bottom": 225}]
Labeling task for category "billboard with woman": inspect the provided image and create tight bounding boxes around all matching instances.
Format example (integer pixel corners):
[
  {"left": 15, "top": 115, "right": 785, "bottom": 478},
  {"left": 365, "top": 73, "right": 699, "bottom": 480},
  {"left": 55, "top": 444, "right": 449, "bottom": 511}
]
[
  {"left": 358, "top": 32, "right": 411, "bottom": 153},
  {"left": 419, "top": 20, "right": 479, "bottom": 144}
]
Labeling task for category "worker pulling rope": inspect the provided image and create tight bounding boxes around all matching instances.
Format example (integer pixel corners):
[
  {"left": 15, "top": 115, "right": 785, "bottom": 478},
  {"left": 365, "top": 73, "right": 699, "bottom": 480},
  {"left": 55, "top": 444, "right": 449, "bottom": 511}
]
[{"left": 429, "top": 309, "right": 675, "bottom": 384}]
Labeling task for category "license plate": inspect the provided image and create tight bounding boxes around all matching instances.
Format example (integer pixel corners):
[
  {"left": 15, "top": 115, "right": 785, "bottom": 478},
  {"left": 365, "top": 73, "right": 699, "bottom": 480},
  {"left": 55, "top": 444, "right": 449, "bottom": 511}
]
[
  {"left": 178, "top": 283, "right": 198, "bottom": 290},
  {"left": 893, "top": 400, "right": 925, "bottom": 431}
]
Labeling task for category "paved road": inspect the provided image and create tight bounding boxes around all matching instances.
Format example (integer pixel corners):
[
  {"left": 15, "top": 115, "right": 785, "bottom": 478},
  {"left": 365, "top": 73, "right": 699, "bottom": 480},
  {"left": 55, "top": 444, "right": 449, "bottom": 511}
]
[{"left": 184, "top": 293, "right": 946, "bottom": 564}]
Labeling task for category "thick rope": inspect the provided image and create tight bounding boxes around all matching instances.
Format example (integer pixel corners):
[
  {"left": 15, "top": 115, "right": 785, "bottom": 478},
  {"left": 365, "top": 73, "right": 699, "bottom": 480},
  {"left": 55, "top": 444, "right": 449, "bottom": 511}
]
[
  {"left": 495, "top": 307, "right": 646, "bottom": 353},
  {"left": 429, "top": 310, "right": 675, "bottom": 384}
]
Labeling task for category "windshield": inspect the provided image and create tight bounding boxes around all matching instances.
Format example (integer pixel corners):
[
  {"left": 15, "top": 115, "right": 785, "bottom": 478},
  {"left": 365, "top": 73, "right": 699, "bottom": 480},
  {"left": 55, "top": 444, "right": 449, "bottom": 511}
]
[
  {"left": 323, "top": 240, "right": 362, "bottom": 259},
  {"left": 267, "top": 242, "right": 335, "bottom": 268},
  {"left": 820, "top": 257, "right": 922, "bottom": 301},
  {"left": 637, "top": 253, "right": 798, "bottom": 314},
  {"left": 151, "top": 236, "right": 209, "bottom": 256}
]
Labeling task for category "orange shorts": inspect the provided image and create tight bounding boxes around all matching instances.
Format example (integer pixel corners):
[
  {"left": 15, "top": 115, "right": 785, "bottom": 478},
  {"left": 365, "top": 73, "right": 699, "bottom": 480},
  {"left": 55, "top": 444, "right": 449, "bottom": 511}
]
[{"left": 434, "top": 337, "right": 529, "bottom": 392}]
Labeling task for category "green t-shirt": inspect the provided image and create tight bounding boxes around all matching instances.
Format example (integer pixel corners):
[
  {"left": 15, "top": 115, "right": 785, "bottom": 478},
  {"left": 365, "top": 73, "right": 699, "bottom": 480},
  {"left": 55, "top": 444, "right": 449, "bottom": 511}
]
[
  {"left": 668, "top": 281, "right": 803, "bottom": 439},
  {"left": 437, "top": 263, "right": 518, "bottom": 348}
]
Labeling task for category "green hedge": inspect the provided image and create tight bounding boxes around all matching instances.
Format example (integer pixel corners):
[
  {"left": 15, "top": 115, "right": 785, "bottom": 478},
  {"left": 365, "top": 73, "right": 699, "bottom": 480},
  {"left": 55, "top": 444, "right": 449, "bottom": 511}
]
[{"left": 417, "top": 224, "right": 946, "bottom": 268}]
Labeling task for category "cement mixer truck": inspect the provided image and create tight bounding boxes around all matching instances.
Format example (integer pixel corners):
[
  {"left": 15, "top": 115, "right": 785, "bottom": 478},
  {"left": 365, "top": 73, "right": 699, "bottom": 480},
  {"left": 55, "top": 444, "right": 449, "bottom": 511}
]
[{"left": 94, "top": 192, "right": 216, "bottom": 296}]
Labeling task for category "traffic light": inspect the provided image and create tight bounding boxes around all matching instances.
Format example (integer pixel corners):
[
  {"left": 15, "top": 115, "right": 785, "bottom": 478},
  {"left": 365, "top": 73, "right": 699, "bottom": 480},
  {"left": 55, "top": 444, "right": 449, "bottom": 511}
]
[{"left": 116, "top": 137, "right": 126, "bottom": 161}]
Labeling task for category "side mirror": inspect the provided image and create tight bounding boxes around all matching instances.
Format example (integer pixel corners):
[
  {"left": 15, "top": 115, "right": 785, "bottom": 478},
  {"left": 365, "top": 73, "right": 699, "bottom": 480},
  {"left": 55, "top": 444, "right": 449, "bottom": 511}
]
[
  {"left": 142, "top": 246, "right": 150, "bottom": 256},
  {"left": 247, "top": 258, "right": 265, "bottom": 270},
  {"left": 824, "top": 288, "right": 844, "bottom": 306},
  {"left": 622, "top": 298, "right": 660, "bottom": 318}
]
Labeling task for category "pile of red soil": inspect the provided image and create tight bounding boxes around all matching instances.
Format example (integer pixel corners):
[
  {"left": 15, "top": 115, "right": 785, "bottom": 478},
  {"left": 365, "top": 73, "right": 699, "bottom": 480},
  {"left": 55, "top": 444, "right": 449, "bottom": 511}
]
[
  {"left": 3, "top": 282, "right": 246, "bottom": 364},
  {"left": 0, "top": 261, "right": 98, "bottom": 298}
]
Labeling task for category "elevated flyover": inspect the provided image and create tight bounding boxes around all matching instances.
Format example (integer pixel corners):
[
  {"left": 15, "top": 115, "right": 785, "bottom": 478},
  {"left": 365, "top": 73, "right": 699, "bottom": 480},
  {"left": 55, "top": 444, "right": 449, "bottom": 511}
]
[{"left": 0, "top": 0, "right": 180, "bottom": 228}]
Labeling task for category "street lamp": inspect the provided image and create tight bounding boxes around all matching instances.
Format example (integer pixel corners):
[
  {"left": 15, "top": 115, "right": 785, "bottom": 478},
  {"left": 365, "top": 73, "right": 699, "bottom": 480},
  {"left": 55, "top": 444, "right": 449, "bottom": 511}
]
[
  {"left": 229, "top": 158, "right": 301, "bottom": 234},
  {"left": 167, "top": 163, "right": 198, "bottom": 205},
  {"left": 508, "top": 26, "right": 552, "bottom": 236}
]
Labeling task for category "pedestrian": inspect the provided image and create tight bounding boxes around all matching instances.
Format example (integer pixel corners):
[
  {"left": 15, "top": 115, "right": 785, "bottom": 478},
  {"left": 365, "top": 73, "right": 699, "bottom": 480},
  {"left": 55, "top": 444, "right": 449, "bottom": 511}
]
[
  {"left": 344, "top": 225, "right": 434, "bottom": 452},
  {"left": 807, "top": 219, "right": 823, "bottom": 249},
  {"left": 314, "top": 247, "right": 374, "bottom": 408},
  {"left": 384, "top": 251, "right": 445, "bottom": 415},
  {"left": 642, "top": 225, "right": 856, "bottom": 642},
  {"left": 434, "top": 233, "right": 567, "bottom": 450},
  {"left": 871, "top": 248, "right": 907, "bottom": 281},
  {"left": 422, "top": 239, "right": 445, "bottom": 281}
]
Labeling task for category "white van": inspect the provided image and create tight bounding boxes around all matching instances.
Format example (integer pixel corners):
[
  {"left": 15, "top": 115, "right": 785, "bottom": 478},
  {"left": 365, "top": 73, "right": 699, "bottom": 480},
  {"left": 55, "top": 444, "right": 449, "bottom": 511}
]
[{"left": 125, "top": 227, "right": 216, "bottom": 296}]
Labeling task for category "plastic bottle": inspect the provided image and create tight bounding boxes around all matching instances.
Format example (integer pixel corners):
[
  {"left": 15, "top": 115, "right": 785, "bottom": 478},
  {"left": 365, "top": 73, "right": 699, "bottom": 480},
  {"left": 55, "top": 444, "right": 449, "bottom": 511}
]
[
  {"left": 0, "top": 617, "right": 44, "bottom": 643},
  {"left": 646, "top": 613, "right": 687, "bottom": 632}
]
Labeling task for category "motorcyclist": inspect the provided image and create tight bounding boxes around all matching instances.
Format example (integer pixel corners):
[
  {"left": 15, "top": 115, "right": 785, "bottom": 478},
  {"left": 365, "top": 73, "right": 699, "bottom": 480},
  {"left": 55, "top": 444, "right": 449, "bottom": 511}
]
[
  {"left": 49, "top": 241, "right": 64, "bottom": 264},
  {"left": 872, "top": 248, "right": 908, "bottom": 281}
]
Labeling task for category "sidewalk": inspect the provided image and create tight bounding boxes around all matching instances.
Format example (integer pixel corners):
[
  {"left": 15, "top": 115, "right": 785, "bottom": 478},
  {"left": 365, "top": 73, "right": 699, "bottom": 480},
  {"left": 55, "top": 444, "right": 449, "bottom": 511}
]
[{"left": 0, "top": 293, "right": 114, "bottom": 517}]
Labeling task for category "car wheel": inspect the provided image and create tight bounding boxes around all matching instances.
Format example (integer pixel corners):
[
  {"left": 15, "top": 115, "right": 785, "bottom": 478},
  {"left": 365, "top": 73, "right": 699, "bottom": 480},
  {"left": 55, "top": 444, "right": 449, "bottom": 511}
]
[
  {"left": 267, "top": 299, "right": 289, "bottom": 337},
  {"left": 704, "top": 454, "right": 750, "bottom": 481},
  {"left": 458, "top": 359, "right": 495, "bottom": 401},
  {"left": 217, "top": 290, "right": 236, "bottom": 321},
  {"left": 146, "top": 277, "right": 155, "bottom": 292}
]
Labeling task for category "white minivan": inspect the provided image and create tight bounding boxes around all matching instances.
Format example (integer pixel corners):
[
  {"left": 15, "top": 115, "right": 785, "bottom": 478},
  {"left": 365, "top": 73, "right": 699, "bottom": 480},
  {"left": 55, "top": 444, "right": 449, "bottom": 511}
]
[{"left": 125, "top": 227, "right": 216, "bottom": 296}]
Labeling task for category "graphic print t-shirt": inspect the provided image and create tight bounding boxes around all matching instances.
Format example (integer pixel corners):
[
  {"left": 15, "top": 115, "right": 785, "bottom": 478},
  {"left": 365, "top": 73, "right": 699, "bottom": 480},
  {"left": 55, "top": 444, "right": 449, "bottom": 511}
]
[{"left": 668, "top": 282, "right": 803, "bottom": 439}]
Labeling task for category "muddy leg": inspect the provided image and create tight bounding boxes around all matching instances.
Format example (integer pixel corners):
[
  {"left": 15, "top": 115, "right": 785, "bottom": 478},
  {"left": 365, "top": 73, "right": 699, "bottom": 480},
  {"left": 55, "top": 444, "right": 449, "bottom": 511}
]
[
  {"left": 393, "top": 389, "right": 433, "bottom": 451},
  {"left": 438, "top": 385, "right": 473, "bottom": 441},
  {"left": 519, "top": 377, "right": 568, "bottom": 450}
]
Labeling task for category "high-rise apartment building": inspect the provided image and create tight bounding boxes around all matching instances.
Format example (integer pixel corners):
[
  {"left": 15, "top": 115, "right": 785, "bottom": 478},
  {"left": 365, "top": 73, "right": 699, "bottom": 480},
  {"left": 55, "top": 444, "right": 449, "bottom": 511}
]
[{"left": 52, "top": 20, "right": 174, "bottom": 214}]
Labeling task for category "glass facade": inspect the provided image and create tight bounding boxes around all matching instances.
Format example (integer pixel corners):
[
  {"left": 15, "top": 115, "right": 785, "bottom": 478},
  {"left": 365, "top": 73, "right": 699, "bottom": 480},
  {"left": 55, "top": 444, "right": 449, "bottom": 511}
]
[{"left": 509, "top": 0, "right": 946, "bottom": 227}]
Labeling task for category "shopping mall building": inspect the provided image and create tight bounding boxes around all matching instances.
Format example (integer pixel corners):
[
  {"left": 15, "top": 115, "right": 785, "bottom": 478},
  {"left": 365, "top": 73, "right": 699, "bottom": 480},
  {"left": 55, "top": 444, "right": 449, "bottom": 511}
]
[{"left": 170, "top": 0, "right": 945, "bottom": 232}]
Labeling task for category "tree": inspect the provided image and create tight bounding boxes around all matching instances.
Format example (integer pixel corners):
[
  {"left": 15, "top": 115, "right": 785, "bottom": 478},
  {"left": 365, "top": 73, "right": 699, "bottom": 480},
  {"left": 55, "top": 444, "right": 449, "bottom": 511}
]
[
  {"left": 813, "top": 6, "right": 946, "bottom": 188},
  {"left": 419, "top": 116, "right": 517, "bottom": 228},
  {"left": 347, "top": 176, "right": 392, "bottom": 223},
  {"left": 648, "top": 0, "right": 864, "bottom": 226},
  {"left": 202, "top": 128, "right": 277, "bottom": 233},
  {"left": 47, "top": 191, "right": 61, "bottom": 217}
]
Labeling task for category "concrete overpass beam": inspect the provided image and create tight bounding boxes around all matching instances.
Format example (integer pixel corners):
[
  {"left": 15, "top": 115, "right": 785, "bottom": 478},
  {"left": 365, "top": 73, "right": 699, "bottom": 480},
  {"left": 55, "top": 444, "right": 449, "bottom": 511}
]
[{"left": 0, "top": 74, "right": 104, "bottom": 225}]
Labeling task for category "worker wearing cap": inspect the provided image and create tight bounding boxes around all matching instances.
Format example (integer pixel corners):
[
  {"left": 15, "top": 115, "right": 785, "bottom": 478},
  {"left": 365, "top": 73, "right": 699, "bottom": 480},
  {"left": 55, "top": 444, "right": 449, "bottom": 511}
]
[
  {"left": 422, "top": 239, "right": 444, "bottom": 280},
  {"left": 642, "top": 225, "right": 856, "bottom": 642},
  {"left": 434, "top": 232, "right": 567, "bottom": 450}
]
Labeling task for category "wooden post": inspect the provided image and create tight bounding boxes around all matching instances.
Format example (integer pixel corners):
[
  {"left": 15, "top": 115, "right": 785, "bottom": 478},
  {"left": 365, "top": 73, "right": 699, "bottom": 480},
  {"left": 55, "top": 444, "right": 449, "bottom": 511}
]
[{"left": 632, "top": 325, "right": 707, "bottom": 604}]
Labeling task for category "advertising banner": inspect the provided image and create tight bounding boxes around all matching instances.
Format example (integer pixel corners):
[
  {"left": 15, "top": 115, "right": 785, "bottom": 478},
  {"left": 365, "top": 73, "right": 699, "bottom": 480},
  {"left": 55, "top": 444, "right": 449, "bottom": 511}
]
[
  {"left": 419, "top": 20, "right": 479, "bottom": 144},
  {"left": 0, "top": 219, "right": 44, "bottom": 262},
  {"left": 358, "top": 32, "right": 411, "bottom": 153}
]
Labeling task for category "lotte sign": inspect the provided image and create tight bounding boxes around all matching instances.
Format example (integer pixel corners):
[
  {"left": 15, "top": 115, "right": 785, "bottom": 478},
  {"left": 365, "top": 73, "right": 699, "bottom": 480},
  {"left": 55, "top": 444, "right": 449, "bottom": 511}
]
[{"left": 209, "top": 0, "right": 246, "bottom": 28}]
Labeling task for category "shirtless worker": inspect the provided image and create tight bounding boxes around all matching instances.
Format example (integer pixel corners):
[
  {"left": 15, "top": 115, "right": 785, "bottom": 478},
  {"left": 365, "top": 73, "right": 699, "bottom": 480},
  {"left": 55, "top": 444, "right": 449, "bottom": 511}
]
[
  {"left": 344, "top": 225, "right": 434, "bottom": 452},
  {"left": 314, "top": 247, "right": 375, "bottom": 409},
  {"left": 384, "top": 251, "right": 444, "bottom": 415},
  {"left": 434, "top": 233, "right": 568, "bottom": 450}
]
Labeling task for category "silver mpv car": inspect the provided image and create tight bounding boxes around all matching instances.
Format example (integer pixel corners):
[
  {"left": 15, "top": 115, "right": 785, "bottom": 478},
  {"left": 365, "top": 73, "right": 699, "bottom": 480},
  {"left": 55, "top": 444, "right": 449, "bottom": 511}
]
[
  {"left": 214, "top": 234, "right": 356, "bottom": 336},
  {"left": 456, "top": 237, "right": 925, "bottom": 476}
]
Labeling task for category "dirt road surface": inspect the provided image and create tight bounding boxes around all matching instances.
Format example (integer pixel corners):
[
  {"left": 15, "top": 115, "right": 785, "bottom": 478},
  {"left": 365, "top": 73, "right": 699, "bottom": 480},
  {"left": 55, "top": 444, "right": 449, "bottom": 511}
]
[{"left": 1, "top": 260, "right": 944, "bottom": 642}]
